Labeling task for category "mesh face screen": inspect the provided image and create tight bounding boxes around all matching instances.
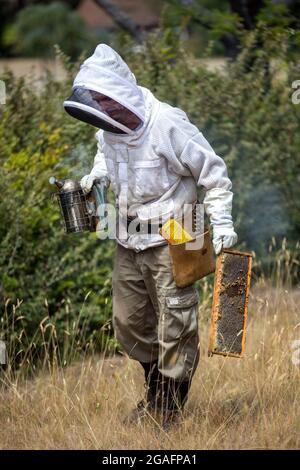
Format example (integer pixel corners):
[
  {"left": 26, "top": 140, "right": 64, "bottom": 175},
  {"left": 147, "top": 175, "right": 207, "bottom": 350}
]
[
  {"left": 64, "top": 87, "right": 142, "bottom": 132},
  {"left": 64, "top": 104, "right": 126, "bottom": 134}
]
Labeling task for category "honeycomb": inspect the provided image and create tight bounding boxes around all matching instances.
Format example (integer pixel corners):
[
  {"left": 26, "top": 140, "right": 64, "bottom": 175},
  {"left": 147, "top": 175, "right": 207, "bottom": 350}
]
[{"left": 208, "top": 249, "right": 252, "bottom": 358}]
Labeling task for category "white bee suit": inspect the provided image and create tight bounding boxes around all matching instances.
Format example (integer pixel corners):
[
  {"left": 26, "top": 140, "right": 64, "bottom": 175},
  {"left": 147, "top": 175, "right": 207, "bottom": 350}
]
[
  {"left": 76, "top": 45, "right": 237, "bottom": 252},
  {"left": 71, "top": 44, "right": 239, "bottom": 385}
]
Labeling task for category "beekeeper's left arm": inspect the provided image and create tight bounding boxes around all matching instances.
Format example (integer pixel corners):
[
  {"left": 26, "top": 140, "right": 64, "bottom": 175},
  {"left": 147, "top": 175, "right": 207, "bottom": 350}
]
[{"left": 178, "top": 128, "right": 238, "bottom": 255}]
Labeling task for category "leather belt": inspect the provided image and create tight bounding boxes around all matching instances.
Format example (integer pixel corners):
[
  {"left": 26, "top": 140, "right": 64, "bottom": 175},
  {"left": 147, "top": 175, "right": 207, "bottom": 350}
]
[{"left": 127, "top": 217, "right": 162, "bottom": 235}]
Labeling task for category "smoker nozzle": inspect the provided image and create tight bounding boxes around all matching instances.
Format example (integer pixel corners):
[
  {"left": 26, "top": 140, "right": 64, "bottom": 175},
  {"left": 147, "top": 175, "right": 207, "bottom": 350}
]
[{"left": 49, "top": 176, "right": 63, "bottom": 189}]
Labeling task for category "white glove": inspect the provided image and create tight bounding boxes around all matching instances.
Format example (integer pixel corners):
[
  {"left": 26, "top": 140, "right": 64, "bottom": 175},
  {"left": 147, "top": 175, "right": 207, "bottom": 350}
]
[
  {"left": 80, "top": 174, "right": 98, "bottom": 195},
  {"left": 203, "top": 187, "right": 237, "bottom": 254},
  {"left": 212, "top": 224, "right": 238, "bottom": 255}
]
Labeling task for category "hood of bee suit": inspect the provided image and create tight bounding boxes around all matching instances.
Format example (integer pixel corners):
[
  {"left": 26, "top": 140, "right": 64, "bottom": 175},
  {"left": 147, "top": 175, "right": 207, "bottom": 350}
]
[{"left": 64, "top": 44, "right": 153, "bottom": 138}]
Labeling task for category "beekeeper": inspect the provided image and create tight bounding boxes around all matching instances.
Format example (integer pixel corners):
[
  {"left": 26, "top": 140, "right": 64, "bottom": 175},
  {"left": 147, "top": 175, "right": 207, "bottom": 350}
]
[{"left": 64, "top": 44, "right": 237, "bottom": 430}]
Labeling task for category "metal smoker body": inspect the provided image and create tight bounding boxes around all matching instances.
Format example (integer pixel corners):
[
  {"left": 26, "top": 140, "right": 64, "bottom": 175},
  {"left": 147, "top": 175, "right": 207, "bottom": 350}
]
[{"left": 50, "top": 176, "right": 108, "bottom": 234}]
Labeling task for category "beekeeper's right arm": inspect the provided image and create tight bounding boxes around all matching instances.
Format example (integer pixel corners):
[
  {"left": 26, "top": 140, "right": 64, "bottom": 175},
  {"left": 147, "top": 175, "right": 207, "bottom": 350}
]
[
  {"left": 80, "top": 132, "right": 109, "bottom": 194},
  {"left": 165, "top": 108, "right": 238, "bottom": 255}
]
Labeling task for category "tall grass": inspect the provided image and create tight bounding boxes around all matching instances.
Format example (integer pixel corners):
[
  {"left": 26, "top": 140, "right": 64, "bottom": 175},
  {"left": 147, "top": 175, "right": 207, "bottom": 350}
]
[
  {"left": 0, "top": 293, "right": 117, "bottom": 385},
  {"left": 0, "top": 244, "right": 299, "bottom": 449}
]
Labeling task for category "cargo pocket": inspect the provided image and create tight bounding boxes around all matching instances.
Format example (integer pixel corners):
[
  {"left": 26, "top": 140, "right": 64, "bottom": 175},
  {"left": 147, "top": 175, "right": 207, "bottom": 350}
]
[{"left": 162, "top": 287, "right": 199, "bottom": 341}]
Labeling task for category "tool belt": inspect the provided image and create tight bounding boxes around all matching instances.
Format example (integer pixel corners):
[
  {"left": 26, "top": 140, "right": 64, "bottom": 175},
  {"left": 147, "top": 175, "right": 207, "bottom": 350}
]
[
  {"left": 158, "top": 202, "right": 216, "bottom": 287},
  {"left": 168, "top": 229, "right": 215, "bottom": 288}
]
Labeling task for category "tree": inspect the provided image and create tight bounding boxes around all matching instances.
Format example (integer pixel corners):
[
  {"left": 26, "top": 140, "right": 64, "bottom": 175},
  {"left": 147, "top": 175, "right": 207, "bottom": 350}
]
[
  {"left": 162, "top": 0, "right": 299, "bottom": 57},
  {"left": 0, "top": 0, "right": 82, "bottom": 56},
  {"left": 93, "top": 0, "right": 143, "bottom": 42},
  {"left": 11, "top": 2, "right": 104, "bottom": 59}
]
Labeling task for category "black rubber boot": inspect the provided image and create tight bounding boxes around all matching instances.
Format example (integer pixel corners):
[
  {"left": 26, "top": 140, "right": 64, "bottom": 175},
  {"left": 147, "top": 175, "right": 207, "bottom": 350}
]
[
  {"left": 122, "top": 360, "right": 160, "bottom": 425},
  {"left": 158, "top": 377, "right": 191, "bottom": 432},
  {"left": 140, "top": 360, "right": 162, "bottom": 404},
  {"left": 122, "top": 362, "right": 191, "bottom": 430},
  {"left": 142, "top": 364, "right": 190, "bottom": 415}
]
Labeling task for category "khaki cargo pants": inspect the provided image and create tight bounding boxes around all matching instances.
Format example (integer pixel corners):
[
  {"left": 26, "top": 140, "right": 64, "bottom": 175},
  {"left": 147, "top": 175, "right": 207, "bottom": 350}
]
[{"left": 112, "top": 243, "right": 200, "bottom": 381}]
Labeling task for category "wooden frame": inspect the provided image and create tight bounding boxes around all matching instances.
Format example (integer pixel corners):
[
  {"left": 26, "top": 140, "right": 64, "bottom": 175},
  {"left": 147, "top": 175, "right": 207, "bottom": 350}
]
[{"left": 208, "top": 249, "right": 252, "bottom": 358}]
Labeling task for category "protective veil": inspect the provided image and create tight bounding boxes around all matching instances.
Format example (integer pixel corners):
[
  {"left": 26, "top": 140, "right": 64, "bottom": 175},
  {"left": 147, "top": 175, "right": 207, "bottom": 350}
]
[
  {"left": 66, "top": 44, "right": 237, "bottom": 252},
  {"left": 64, "top": 87, "right": 142, "bottom": 134}
]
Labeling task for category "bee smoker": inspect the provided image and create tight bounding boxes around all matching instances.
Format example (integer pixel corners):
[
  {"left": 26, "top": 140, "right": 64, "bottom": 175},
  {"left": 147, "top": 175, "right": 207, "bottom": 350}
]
[{"left": 49, "top": 176, "right": 108, "bottom": 234}]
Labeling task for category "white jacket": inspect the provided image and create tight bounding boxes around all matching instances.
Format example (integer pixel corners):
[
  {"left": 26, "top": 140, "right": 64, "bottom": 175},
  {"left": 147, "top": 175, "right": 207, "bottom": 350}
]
[{"left": 74, "top": 44, "right": 234, "bottom": 251}]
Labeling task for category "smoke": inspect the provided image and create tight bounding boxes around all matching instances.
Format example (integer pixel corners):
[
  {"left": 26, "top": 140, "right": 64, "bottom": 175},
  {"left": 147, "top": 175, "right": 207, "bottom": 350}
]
[
  {"left": 240, "top": 183, "right": 290, "bottom": 253},
  {"left": 53, "top": 141, "right": 97, "bottom": 181}
]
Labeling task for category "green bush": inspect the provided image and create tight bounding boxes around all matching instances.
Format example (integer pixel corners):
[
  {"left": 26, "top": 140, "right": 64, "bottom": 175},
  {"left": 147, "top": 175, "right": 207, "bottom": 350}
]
[
  {"left": 0, "top": 26, "right": 299, "bottom": 371},
  {"left": 0, "top": 62, "right": 117, "bottom": 369}
]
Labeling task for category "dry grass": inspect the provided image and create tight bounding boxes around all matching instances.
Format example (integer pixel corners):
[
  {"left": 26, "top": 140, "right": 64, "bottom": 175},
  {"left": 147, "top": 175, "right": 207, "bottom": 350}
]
[{"left": 0, "top": 282, "right": 299, "bottom": 450}]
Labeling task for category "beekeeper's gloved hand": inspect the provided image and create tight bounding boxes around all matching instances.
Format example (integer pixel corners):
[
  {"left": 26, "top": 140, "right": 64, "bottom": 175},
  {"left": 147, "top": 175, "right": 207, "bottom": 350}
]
[
  {"left": 80, "top": 174, "right": 98, "bottom": 194},
  {"left": 203, "top": 187, "right": 238, "bottom": 255},
  {"left": 212, "top": 224, "right": 238, "bottom": 255}
]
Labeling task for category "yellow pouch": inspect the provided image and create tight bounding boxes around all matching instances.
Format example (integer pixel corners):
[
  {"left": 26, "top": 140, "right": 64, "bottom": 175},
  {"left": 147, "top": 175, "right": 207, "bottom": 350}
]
[{"left": 160, "top": 219, "right": 194, "bottom": 244}]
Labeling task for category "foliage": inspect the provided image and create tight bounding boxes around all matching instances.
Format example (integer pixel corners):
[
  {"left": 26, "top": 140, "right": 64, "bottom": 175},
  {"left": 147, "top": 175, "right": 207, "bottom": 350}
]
[
  {"left": 0, "top": 65, "right": 117, "bottom": 368},
  {"left": 5, "top": 2, "right": 110, "bottom": 60},
  {"left": 161, "top": 0, "right": 300, "bottom": 57}
]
